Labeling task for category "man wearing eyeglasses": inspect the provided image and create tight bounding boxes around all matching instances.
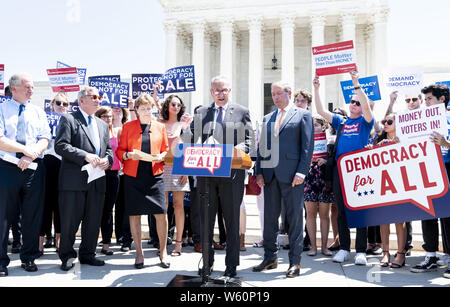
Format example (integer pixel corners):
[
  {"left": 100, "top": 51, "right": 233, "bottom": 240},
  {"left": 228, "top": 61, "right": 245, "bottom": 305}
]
[
  {"left": 0, "top": 74, "right": 51, "bottom": 277},
  {"left": 54, "top": 86, "right": 113, "bottom": 271},
  {"left": 183, "top": 76, "right": 254, "bottom": 278},
  {"left": 313, "top": 71, "right": 374, "bottom": 266}
]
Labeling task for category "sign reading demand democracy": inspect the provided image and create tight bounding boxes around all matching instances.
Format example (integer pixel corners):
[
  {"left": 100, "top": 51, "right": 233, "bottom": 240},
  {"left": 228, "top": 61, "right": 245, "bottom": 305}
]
[
  {"left": 88, "top": 79, "right": 129, "bottom": 108},
  {"left": 312, "top": 41, "right": 357, "bottom": 76},
  {"left": 395, "top": 104, "right": 447, "bottom": 143},
  {"left": 340, "top": 75, "right": 381, "bottom": 104},
  {"left": 47, "top": 67, "right": 80, "bottom": 92},
  {"left": 385, "top": 66, "right": 423, "bottom": 95},
  {"left": 131, "top": 65, "right": 196, "bottom": 99},
  {"left": 338, "top": 141, "right": 450, "bottom": 228}
]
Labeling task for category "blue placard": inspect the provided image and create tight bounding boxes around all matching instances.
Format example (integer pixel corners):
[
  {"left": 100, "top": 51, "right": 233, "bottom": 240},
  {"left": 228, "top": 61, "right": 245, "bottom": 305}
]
[
  {"left": 0, "top": 95, "right": 10, "bottom": 104},
  {"left": 340, "top": 75, "right": 381, "bottom": 104},
  {"left": 172, "top": 143, "right": 233, "bottom": 178},
  {"left": 436, "top": 81, "right": 450, "bottom": 88},
  {"left": 46, "top": 112, "right": 62, "bottom": 139},
  {"left": 88, "top": 75, "right": 121, "bottom": 83},
  {"left": 88, "top": 79, "right": 129, "bottom": 108},
  {"left": 131, "top": 73, "right": 164, "bottom": 99}
]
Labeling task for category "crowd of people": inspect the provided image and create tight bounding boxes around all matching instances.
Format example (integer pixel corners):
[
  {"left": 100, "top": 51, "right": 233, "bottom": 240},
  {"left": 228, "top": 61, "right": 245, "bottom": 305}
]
[{"left": 0, "top": 71, "right": 449, "bottom": 281}]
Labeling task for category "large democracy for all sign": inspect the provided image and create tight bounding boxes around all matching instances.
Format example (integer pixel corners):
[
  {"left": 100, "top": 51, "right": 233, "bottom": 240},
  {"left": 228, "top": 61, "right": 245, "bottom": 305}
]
[
  {"left": 0, "top": 64, "right": 4, "bottom": 90},
  {"left": 338, "top": 141, "right": 450, "bottom": 228},
  {"left": 340, "top": 75, "right": 381, "bottom": 104},
  {"left": 312, "top": 41, "right": 357, "bottom": 76},
  {"left": 131, "top": 65, "right": 196, "bottom": 99},
  {"left": 88, "top": 79, "right": 129, "bottom": 108}
]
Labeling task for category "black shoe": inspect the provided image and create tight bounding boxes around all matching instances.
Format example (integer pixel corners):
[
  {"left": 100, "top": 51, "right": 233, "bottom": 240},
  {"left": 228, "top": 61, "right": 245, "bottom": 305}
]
[
  {"left": 302, "top": 245, "right": 310, "bottom": 252},
  {"left": 11, "top": 242, "right": 21, "bottom": 254},
  {"left": 134, "top": 262, "right": 144, "bottom": 269},
  {"left": 44, "top": 237, "right": 54, "bottom": 249},
  {"left": 286, "top": 265, "right": 300, "bottom": 278},
  {"left": 328, "top": 245, "right": 340, "bottom": 252},
  {"left": 147, "top": 238, "right": 155, "bottom": 245},
  {"left": 198, "top": 265, "right": 214, "bottom": 276},
  {"left": 60, "top": 258, "right": 75, "bottom": 271},
  {"left": 7, "top": 239, "right": 12, "bottom": 246},
  {"left": 21, "top": 261, "right": 38, "bottom": 272},
  {"left": 0, "top": 265, "right": 8, "bottom": 277},
  {"left": 121, "top": 244, "right": 131, "bottom": 252},
  {"left": 411, "top": 256, "right": 439, "bottom": 273},
  {"left": 79, "top": 257, "right": 105, "bottom": 266},
  {"left": 224, "top": 266, "right": 237, "bottom": 278},
  {"left": 159, "top": 257, "right": 170, "bottom": 269},
  {"left": 153, "top": 241, "right": 160, "bottom": 249},
  {"left": 36, "top": 250, "right": 44, "bottom": 258},
  {"left": 101, "top": 249, "right": 114, "bottom": 256},
  {"left": 253, "top": 259, "right": 278, "bottom": 272}
]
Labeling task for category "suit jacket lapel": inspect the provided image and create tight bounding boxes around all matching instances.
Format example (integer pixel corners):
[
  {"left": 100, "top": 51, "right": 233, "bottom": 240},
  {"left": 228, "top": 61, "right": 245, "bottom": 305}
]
[
  {"left": 278, "top": 107, "right": 297, "bottom": 135},
  {"left": 73, "top": 110, "right": 96, "bottom": 149},
  {"left": 223, "top": 104, "right": 233, "bottom": 123},
  {"left": 268, "top": 111, "right": 277, "bottom": 137},
  {"left": 95, "top": 117, "right": 105, "bottom": 156}
]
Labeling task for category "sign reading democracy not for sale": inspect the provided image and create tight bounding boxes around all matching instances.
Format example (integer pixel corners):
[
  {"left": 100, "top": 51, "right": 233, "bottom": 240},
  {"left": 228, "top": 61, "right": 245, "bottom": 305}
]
[
  {"left": 88, "top": 79, "right": 129, "bottom": 108},
  {"left": 338, "top": 141, "right": 450, "bottom": 228},
  {"left": 312, "top": 40, "right": 357, "bottom": 76}
]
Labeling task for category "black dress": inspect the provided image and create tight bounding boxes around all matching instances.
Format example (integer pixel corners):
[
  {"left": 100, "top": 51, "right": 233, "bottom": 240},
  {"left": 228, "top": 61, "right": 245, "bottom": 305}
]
[{"left": 124, "top": 124, "right": 166, "bottom": 216}]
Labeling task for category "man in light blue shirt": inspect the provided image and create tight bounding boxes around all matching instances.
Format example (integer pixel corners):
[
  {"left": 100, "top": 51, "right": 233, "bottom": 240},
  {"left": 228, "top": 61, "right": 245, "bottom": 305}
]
[{"left": 0, "top": 73, "right": 51, "bottom": 277}]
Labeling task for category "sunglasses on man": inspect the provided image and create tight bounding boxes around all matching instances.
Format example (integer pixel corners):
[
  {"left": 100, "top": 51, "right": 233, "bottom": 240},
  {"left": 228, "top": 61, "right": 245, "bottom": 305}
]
[
  {"left": 350, "top": 100, "right": 361, "bottom": 106},
  {"left": 405, "top": 98, "right": 419, "bottom": 104},
  {"left": 86, "top": 94, "right": 103, "bottom": 100},
  {"left": 54, "top": 100, "right": 69, "bottom": 107}
]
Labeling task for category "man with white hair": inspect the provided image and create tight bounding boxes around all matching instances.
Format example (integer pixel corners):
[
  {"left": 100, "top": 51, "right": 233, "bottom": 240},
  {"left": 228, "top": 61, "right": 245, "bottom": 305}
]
[
  {"left": 0, "top": 73, "right": 51, "bottom": 276},
  {"left": 55, "top": 86, "right": 113, "bottom": 271}
]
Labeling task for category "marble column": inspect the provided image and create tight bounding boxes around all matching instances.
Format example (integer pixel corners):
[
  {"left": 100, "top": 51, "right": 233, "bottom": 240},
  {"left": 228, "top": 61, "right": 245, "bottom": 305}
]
[
  {"left": 310, "top": 14, "right": 326, "bottom": 111},
  {"left": 248, "top": 16, "right": 264, "bottom": 126},
  {"left": 191, "top": 19, "right": 206, "bottom": 111},
  {"left": 338, "top": 11, "right": 356, "bottom": 106},
  {"left": 281, "top": 14, "right": 296, "bottom": 89},
  {"left": 371, "top": 8, "right": 389, "bottom": 76},
  {"left": 164, "top": 21, "right": 178, "bottom": 70},
  {"left": 220, "top": 20, "right": 234, "bottom": 86}
]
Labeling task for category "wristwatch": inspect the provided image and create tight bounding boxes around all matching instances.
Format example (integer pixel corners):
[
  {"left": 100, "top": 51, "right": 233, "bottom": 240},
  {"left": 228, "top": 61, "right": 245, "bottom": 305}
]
[
  {"left": 125, "top": 152, "right": 129, "bottom": 160},
  {"left": 354, "top": 85, "right": 361, "bottom": 90}
]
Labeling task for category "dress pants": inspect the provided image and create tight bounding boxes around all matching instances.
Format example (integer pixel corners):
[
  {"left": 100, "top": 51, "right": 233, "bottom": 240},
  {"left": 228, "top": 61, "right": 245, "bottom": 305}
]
[
  {"left": 0, "top": 160, "right": 45, "bottom": 266},
  {"left": 188, "top": 177, "right": 202, "bottom": 244},
  {"left": 41, "top": 155, "right": 61, "bottom": 237},
  {"left": 332, "top": 166, "right": 367, "bottom": 253},
  {"left": 100, "top": 171, "right": 120, "bottom": 245},
  {"left": 114, "top": 175, "right": 131, "bottom": 244},
  {"left": 59, "top": 184, "right": 104, "bottom": 262},
  {"left": 198, "top": 169, "right": 245, "bottom": 268},
  {"left": 263, "top": 176, "right": 305, "bottom": 265}
]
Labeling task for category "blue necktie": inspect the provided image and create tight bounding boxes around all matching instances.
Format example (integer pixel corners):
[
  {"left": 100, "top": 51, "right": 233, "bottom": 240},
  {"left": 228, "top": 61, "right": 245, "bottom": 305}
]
[
  {"left": 216, "top": 107, "right": 223, "bottom": 125},
  {"left": 16, "top": 104, "right": 26, "bottom": 145}
]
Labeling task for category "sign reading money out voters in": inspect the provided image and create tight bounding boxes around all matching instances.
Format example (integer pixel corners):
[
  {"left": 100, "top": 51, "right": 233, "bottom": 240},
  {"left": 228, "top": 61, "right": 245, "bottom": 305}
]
[
  {"left": 131, "top": 65, "right": 196, "bottom": 99},
  {"left": 0, "top": 64, "right": 4, "bottom": 90},
  {"left": 385, "top": 66, "right": 423, "bottom": 95},
  {"left": 57, "top": 61, "right": 87, "bottom": 85},
  {"left": 340, "top": 75, "right": 381, "bottom": 104},
  {"left": 312, "top": 41, "right": 357, "bottom": 76},
  {"left": 0, "top": 95, "right": 10, "bottom": 104},
  {"left": 88, "top": 79, "right": 129, "bottom": 108},
  {"left": 312, "top": 132, "right": 328, "bottom": 161},
  {"left": 47, "top": 67, "right": 80, "bottom": 92},
  {"left": 172, "top": 144, "right": 233, "bottom": 178},
  {"left": 338, "top": 141, "right": 450, "bottom": 228},
  {"left": 395, "top": 104, "right": 448, "bottom": 144}
]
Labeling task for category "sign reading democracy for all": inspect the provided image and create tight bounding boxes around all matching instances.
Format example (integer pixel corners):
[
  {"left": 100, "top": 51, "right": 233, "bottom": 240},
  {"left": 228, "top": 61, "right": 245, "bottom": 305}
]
[
  {"left": 46, "top": 112, "right": 62, "bottom": 139},
  {"left": 88, "top": 79, "right": 129, "bottom": 108},
  {"left": 172, "top": 143, "right": 233, "bottom": 177},
  {"left": 338, "top": 141, "right": 450, "bottom": 228},
  {"left": 0, "top": 95, "right": 10, "bottom": 104},
  {"left": 395, "top": 104, "right": 447, "bottom": 143},
  {"left": 88, "top": 75, "right": 121, "bottom": 83},
  {"left": 131, "top": 65, "right": 196, "bottom": 99},
  {"left": 0, "top": 64, "right": 4, "bottom": 90},
  {"left": 47, "top": 67, "right": 80, "bottom": 92},
  {"left": 57, "top": 61, "right": 87, "bottom": 85},
  {"left": 44, "top": 99, "right": 79, "bottom": 113},
  {"left": 312, "top": 41, "right": 357, "bottom": 76},
  {"left": 340, "top": 75, "right": 381, "bottom": 104},
  {"left": 385, "top": 66, "right": 423, "bottom": 95},
  {"left": 312, "top": 132, "right": 328, "bottom": 161}
]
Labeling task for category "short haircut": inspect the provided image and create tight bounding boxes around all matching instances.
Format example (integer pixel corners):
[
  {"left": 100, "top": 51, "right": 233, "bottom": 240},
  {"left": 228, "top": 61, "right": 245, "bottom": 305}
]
[
  {"left": 210, "top": 75, "right": 230, "bottom": 88},
  {"left": 294, "top": 89, "right": 312, "bottom": 105},
  {"left": 95, "top": 106, "right": 112, "bottom": 118},
  {"left": 421, "top": 84, "right": 450, "bottom": 107},
  {"left": 134, "top": 93, "right": 155, "bottom": 109},
  {"left": 271, "top": 81, "right": 291, "bottom": 93},
  {"left": 4, "top": 86, "right": 12, "bottom": 97},
  {"left": 160, "top": 94, "right": 186, "bottom": 121},
  {"left": 51, "top": 92, "right": 69, "bottom": 104},
  {"left": 313, "top": 115, "right": 328, "bottom": 129},
  {"left": 78, "top": 86, "right": 99, "bottom": 100},
  {"left": 9, "top": 73, "right": 32, "bottom": 88}
]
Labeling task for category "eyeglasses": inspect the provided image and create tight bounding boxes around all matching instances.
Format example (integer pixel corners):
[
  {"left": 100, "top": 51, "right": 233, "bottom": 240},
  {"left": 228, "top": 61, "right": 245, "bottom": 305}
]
[
  {"left": 213, "top": 89, "right": 230, "bottom": 95},
  {"left": 171, "top": 103, "right": 182, "bottom": 108},
  {"left": 381, "top": 119, "right": 394, "bottom": 126},
  {"left": 54, "top": 100, "right": 69, "bottom": 107},
  {"left": 350, "top": 100, "right": 361, "bottom": 106},
  {"left": 101, "top": 115, "right": 113, "bottom": 119},
  {"left": 138, "top": 108, "right": 153, "bottom": 113},
  {"left": 405, "top": 98, "right": 419, "bottom": 104},
  {"left": 85, "top": 94, "right": 102, "bottom": 100}
]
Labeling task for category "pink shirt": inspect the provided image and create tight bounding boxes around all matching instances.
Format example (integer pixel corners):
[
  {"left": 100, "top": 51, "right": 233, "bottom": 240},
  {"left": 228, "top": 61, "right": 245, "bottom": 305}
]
[{"left": 110, "top": 135, "right": 121, "bottom": 171}]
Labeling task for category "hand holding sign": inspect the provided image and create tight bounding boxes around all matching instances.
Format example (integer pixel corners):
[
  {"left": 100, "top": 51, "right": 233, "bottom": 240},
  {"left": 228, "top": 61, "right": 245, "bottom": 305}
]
[{"left": 430, "top": 131, "right": 450, "bottom": 148}]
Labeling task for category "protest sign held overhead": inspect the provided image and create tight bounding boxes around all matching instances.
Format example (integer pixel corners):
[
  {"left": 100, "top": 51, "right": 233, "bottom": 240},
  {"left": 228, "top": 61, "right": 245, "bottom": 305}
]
[
  {"left": 340, "top": 75, "right": 381, "bottom": 104},
  {"left": 88, "top": 79, "right": 129, "bottom": 108},
  {"left": 385, "top": 66, "right": 423, "bottom": 95},
  {"left": 395, "top": 104, "right": 447, "bottom": 143},
  {"left": 312, "top": 132, "right": 328, "bottom": 161},
  {"left": 338, "top": 141, "right": 450, "bottom": 228},
  {"left": 47, "top": 67, "right": 80, "bottom": 92},
  {"left": 312, "top": 41, "right": 357, "bottom": 76},
  {"left": 131, "top": 65, "right": 196, "bottom": 99},
  {"left": 56, "top": 61, "right": 86, "bottom": 85},
  {"left": 0, "top": 64, "right": 4, "bottom": 90},
  {"left": 88, "top": 75, "right": 121, "bottom": 83}
]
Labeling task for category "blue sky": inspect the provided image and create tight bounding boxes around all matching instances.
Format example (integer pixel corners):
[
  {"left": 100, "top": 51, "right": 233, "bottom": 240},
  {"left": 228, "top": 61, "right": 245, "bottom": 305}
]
[{"left": 1, "top": 0, "right": 448, "bottom": 82}]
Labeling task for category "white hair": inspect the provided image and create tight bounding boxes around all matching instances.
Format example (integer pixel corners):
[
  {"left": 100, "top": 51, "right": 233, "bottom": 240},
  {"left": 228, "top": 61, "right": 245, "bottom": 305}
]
[
  {"left": 9, "top": 73, "right": 33, "bottom": 88},
  {"left": 210, "top": 75, "right": 231, "bottom": 88},
  {"left": 78, "top": 86, "right": 99, "bottom": 100},
  {"left": 271, "top": 81, "right": 292, "bottom": 93}
]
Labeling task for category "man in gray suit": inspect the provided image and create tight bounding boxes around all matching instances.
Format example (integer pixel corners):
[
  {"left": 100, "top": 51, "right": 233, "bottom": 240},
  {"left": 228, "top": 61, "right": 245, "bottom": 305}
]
[
  {"left": 254, "top": 81, "right": 314, "bottom": 278},
  {"left": 55, "top": 86, "right": 113, "bottom": 271},
  {"left": 184, "top": 76, "right": 254, "bottom": 278}
]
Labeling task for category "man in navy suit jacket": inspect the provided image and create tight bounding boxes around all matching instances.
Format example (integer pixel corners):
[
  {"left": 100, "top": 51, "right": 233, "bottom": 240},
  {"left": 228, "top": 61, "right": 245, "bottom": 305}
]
[{"left": 254, "top": 81, "right": 314, "bottom": 278}]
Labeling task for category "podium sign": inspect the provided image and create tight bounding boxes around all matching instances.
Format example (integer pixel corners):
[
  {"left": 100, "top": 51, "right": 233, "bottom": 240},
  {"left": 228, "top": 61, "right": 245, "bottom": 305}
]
[{"left": 171, "top": 143, "right": 233, "bottom": 177}]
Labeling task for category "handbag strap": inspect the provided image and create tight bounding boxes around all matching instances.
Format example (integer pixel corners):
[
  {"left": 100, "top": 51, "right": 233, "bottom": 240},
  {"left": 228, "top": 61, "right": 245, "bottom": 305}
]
[{"left": 330, "top": 117, "right": 348, "bottom": 161}]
